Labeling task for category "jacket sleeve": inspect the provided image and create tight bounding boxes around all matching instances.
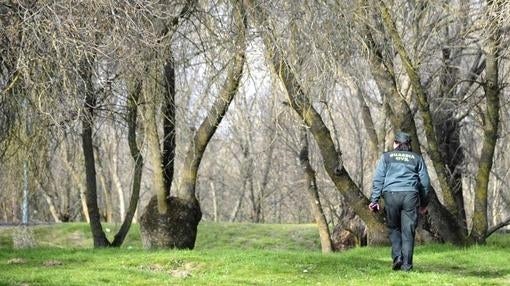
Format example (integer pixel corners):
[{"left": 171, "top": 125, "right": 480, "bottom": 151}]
[
  {"left": 370, "top": 155, "right": 387, "bottom": 203},
  {"left": 417, "top": 156, "right": 430, "bottom": 207}
]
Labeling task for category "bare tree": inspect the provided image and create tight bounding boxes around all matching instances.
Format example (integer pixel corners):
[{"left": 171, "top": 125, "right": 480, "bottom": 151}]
[{"left": 139, "top": 0, "right": 247, "bottom": 249}]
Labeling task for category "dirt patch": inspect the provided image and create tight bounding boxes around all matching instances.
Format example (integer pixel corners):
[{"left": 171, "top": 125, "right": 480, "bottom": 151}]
[
  {"left": 43, "top": 260, "right": 63, "bottom": 267},
  {"left": 140, "top": 263, "right": 166, "bottom": 272},
  {"left": 139, "top": 261, "right": 201, "bottom": 278},
  {"left": 7, "top": 258, "right": 27, "bottom": 264},
  {"left": 170, "top": 262, "right": 200, "bottom": 278}
]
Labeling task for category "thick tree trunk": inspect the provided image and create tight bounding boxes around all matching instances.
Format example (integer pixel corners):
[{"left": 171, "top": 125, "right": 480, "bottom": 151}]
[
  {"left": 140, "top": 196, "right": 201, "bottom": 249},
  {"left": 299, "top": 129, "right": 333, "bottom": 253},
  {"left": 361, "top": 8, "right": 455, "bottom": 243}
]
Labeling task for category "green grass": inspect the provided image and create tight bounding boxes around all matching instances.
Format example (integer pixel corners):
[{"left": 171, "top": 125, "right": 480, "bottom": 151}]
[{"left": 0, "top": 223, "right": 509, "bottom": 285}]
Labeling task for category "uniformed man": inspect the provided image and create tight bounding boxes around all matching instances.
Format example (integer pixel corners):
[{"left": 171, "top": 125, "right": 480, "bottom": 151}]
[{"left": 368, "top": 131, "right": 430, "bottom": 271}]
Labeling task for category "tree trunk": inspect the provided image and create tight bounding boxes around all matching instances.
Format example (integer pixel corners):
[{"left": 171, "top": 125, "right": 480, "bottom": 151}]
[
  {"left": 79, "top": 187, "right": 90, "bottom": 223},
  {"left": 40, "top": 190, "right": 61, "bottom": 223},
  {"left": 375, "top": 0, "right": 470, "bottom": 244},
  {"left": 81, "top": 69, "right": 110, "bottom": 247},
  {"left": 210, "top": 181, "right": 218, "bottom": 222},
  {"left": 377, "top": 0, "right": 458, "bottom": 214},
  {"left": 97, "top": 167, "right": 113, "bottom": 222},
  {"left": 229, "top": 189, "right": 245, "bottom": 222},
  {"left": 299, "top": 128, "right": 333, "bottom": 253},
  {"left": 145, "top": 86, "right": 168, "bottom": 214},
  {"left": 111, "top": 147, "right": 126, "bottom": 221},
  {"left": 246, "top": 0, "right": 387, "bottom": 245},
  {"left": 434, "top": 46, "right": 467, "bottom": 232},
  {"left": 471, "top": 0, "right": 501, "bottom": 243},
  {"left": 248, "top": 166, "right": 260, "bottom": 223},
  {"left": 361, "top": 18, "right": 422, "bottom": 152},
  {"left": 140, "top": 0, "right": 246, "bottom": 249},
  {"left": 111, "top": 80, "right": 144, "bottom": 247}
]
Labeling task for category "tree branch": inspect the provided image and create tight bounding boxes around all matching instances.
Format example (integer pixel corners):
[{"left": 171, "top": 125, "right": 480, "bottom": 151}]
[{"left": 486, "top": 216, "right": 510, "bottom": 238}]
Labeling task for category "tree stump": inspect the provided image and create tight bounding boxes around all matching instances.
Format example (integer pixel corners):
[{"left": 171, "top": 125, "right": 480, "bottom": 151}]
[
  {"left": 331, "top": 208, "right": 368, "bottom": 251},
  {"left": 140, "top": 196, "right": 201, "bottom": 249}
]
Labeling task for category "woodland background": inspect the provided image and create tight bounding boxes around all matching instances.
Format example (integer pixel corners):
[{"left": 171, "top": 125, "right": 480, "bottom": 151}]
[{"left": 1, "top": 0, "right": 509, "bottom": 249}]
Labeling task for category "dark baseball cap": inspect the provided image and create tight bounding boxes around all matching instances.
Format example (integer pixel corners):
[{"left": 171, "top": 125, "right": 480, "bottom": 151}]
[{"left": 394, "top": 131, "right": 411, "bottom": 143}]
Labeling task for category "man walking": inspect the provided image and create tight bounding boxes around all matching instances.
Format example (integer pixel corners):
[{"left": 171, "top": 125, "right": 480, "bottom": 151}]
[{"left": 369, "top": 131, "right": 430, "bottom": 271}]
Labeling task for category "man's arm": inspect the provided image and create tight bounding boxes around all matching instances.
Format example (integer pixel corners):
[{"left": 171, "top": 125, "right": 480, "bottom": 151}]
[
  {"left": 370, "top": 155, "right": 387, "bottom": 203},
  {"left": 418, "top": 156, "right": 430, "bottom": 207}
]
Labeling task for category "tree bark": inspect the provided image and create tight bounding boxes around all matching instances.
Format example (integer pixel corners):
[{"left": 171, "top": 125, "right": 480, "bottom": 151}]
[
  {"left": 299, "top": 128, "right": 333, "bottom": 253},
  {"left": 471, "top": 0, "right": 501, "bottom": 243},
  {"left": 360, "top": 13, "right": 421, "bottom": 152},
  {"left": 210, "top": 181, "right": 218, "bottom": 222},
  {"left": 40, "top": 190, "right": 62, "bottom": 223},
  {"left": 79, "top": 187, "right": 90, "bottom": 223},
  {"left": 176, "top": 1, "right": 246, "bottom": 203},
  {"left": 111, "top": 79, "right": 144, "bottom": 247},
  {"left": 81, "top": 59, "right": 110, "bottom": 247},
  {"left": 146, "top": 87, "right": 168, "bottom": 214},
  {"left": 110, "top": 145, "right": 126, "bottom": 221},
  {"left": 97, "top": 164, "right": 113, "bottom": 222}
]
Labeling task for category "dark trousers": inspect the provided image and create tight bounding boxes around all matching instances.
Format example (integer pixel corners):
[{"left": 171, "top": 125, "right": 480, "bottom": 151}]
[{"left": 383, "top": 191, "right": 418, "bottom": 267}]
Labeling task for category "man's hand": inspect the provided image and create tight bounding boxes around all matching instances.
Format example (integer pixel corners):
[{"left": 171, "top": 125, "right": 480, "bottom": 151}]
[
  {"left": 419, "top": 206, "right": 428, "bottom": 215},
  {"left": 369, "top": 202, "right": 380, "bottom": 212}
]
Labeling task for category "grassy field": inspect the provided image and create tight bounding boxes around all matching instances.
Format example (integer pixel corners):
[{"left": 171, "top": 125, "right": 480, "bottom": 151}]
[{"left": 0, "top": 223, "right": 509, "bottom": 285}]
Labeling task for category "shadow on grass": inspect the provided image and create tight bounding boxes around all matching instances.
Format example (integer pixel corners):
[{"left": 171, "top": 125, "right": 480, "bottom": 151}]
[{"left": 419, "top": 263, "right": 510, "bottom": 279}]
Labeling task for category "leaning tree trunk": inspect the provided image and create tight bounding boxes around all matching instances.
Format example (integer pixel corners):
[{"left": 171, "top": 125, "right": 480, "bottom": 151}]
[
  {"left": 246, "top": 0, "right": 387, "bottom": 245},
  {"left": 140, "top": 0, "right": 246, "bottom": 249},
  {"left": 299, "top": 128, "right": 333, "bottom": 253}
]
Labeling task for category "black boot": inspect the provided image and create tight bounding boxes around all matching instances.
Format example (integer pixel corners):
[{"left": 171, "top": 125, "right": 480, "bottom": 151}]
[{"left": 392, "top": 256, "right": 403, "bottom": 271}]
